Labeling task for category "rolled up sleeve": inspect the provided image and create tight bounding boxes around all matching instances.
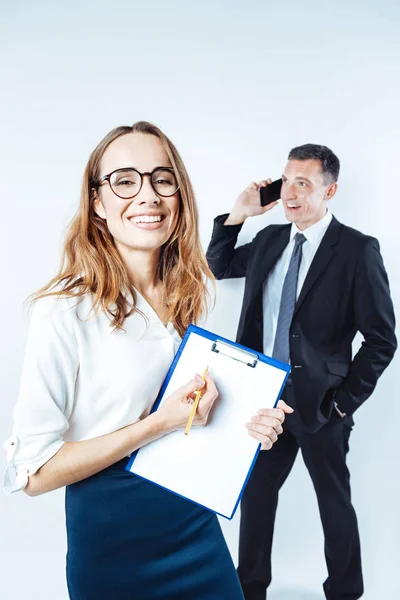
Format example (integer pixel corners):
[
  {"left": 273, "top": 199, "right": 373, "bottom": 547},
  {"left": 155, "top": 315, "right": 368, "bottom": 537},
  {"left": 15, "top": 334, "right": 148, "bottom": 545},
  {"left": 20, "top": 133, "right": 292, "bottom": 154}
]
[{"left": 3, "top": 296, "right": 78, "bottom": 493}]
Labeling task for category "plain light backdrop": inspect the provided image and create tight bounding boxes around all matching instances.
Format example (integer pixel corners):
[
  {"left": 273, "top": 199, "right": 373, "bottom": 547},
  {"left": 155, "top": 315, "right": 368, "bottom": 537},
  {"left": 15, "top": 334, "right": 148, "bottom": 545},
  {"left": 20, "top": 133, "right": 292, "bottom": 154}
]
[{"left": 1, "top": 1, "right": 399, "bottom": 599}]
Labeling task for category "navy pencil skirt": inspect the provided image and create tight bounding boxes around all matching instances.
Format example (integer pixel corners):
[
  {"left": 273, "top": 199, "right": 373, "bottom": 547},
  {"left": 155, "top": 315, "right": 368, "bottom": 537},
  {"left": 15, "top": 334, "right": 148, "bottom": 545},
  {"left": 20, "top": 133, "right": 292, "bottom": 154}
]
[{"left": 65, "top": 458, "right": 244, "bottom": 600}]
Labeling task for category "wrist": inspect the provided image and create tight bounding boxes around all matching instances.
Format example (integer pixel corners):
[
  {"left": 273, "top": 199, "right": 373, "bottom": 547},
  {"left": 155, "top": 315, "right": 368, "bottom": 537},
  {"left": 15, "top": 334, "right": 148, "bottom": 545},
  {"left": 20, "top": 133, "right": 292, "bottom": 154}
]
[
  {"left": 148, "top": 408, "right": 175, "bottom": 436},
  {"left": 224, "top": 211, "right": 246, "bottom": 226},
  {"left": 141, "top": 410, "right": 171, "bottom": 440}
]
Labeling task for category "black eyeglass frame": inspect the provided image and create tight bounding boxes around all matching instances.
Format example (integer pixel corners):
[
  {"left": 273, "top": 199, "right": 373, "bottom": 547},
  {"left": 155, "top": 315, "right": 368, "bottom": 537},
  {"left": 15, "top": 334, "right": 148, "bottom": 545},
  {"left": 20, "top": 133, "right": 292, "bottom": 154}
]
[{"left": 91, "top": 166, "right": 180, "bottom": 199}]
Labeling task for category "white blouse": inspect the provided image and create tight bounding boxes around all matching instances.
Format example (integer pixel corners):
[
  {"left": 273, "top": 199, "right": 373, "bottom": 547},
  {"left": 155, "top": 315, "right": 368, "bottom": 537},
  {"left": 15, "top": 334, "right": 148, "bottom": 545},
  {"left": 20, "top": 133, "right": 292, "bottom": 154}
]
[{"left": 3, "top": 292, "right": 181, "bottom": 494}]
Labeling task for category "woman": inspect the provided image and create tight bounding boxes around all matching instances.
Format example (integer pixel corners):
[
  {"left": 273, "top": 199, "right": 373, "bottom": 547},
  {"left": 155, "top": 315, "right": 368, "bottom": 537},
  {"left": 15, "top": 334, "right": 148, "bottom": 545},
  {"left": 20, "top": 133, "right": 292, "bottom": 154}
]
[{"left": 4, "top": 121, "right": 291, "bottom": 600}]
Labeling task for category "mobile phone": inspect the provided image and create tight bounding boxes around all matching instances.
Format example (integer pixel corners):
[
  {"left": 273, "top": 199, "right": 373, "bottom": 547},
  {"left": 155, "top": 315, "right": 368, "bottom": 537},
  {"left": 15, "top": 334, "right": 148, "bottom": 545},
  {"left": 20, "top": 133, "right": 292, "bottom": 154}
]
[{"left": 260, "top": 178, "right": 282, "bottom": 206}]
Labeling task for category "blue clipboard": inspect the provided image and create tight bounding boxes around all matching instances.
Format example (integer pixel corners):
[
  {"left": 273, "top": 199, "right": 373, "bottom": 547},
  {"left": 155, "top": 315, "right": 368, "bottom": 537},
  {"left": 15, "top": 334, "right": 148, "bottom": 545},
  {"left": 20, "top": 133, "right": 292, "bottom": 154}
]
[{"left": 126, "top": 325, "right": 290, "bottom": 519}]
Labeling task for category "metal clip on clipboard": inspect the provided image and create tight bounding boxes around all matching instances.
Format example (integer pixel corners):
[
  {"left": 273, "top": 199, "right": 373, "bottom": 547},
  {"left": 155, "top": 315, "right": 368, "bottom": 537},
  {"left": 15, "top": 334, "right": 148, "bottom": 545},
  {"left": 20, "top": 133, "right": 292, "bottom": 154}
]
[{"left": 211, "top": 339, "right": 259, "bottom": 368}]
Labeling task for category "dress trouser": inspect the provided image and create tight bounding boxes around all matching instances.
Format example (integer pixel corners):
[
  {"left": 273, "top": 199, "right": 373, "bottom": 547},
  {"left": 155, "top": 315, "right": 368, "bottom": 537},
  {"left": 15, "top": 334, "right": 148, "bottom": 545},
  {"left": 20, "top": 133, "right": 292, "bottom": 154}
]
[{"left": 237, "top": 385, "right": 363, "bottom": 600}]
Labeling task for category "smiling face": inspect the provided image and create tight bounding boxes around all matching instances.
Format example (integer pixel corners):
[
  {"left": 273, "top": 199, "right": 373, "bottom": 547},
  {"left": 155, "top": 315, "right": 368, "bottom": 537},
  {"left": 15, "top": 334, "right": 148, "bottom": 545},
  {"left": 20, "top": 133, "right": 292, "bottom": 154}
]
[
  {"left": 93, "top": 132, "right": 180, "bottom": 255},
  {"left": 281, "top": 159, "right": 337, "bottom": 230}
]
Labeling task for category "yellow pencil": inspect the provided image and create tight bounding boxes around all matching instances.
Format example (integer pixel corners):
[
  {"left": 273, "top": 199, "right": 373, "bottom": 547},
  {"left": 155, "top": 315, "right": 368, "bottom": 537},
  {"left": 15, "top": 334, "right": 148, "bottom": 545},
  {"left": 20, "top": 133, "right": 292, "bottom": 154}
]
[{"left": 184, "top": 367, "right": 209, "bottom": 435}]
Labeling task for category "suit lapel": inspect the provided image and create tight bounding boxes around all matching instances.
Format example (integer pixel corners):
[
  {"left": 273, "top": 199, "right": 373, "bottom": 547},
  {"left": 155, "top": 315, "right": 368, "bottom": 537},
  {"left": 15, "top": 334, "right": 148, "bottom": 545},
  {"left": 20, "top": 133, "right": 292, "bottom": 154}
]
[
  {"left": 240, "top": 226, "right": 290, "bottom": 352},
  {"left": 293, "top": 216, "right": 342, "bottom": 317},
  {"left": 252, "top": 225, "right": 291, "bottom": 299}
]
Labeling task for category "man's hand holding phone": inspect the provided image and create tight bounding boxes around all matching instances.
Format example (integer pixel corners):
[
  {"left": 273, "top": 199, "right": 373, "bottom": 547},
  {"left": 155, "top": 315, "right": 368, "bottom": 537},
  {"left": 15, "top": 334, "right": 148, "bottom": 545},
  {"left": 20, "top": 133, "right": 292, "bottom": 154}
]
[{"left": 225, "top": 179, "right": 280, "bottom": 225}]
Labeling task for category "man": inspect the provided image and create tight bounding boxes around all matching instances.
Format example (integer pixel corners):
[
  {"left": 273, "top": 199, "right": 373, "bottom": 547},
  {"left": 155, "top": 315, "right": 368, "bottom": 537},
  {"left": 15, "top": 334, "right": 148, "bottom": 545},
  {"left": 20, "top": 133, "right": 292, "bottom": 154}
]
[{"left": 206, "top": 144, "right": 397, "bottom": 600}]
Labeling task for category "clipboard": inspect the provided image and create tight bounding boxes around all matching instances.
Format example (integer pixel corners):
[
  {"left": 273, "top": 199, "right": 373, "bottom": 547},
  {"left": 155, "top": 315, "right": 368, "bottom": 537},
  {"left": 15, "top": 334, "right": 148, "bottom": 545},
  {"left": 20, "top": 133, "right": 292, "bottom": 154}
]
[{"left": 126, "top": 325, "right": 290, "bottom": 519}]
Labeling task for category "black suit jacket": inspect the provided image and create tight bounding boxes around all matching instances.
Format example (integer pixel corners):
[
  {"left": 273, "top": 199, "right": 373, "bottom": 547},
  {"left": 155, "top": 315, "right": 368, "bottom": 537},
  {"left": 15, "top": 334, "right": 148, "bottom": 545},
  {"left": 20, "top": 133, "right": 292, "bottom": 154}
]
[{"left": 206, "top": 214, "right": 397, "bottom": 432}]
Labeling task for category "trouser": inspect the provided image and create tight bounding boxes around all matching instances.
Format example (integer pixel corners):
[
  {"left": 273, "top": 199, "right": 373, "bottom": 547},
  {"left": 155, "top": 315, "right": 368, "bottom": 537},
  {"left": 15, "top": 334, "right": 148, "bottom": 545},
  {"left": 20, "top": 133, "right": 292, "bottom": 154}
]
[{"left": 237, "top": 385, "right": 363, "bottom": 600}]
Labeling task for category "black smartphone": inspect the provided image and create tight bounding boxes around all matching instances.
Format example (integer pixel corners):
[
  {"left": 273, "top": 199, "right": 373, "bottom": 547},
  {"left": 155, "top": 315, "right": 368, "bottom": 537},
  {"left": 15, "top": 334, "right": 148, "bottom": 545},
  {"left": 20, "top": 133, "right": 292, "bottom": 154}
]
[{"left": 260, "top": 178, "right": 282, "bottom": 206}]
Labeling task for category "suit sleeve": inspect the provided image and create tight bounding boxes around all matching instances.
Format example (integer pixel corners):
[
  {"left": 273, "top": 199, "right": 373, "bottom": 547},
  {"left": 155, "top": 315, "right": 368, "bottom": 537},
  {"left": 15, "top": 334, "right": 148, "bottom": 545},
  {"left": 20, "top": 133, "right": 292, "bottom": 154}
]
[
  {"left": 335, "top": 237, "right": 397, "bottom": 415},
  {"left": 206, "top": 214, "right": 253, "bottom": 279}
]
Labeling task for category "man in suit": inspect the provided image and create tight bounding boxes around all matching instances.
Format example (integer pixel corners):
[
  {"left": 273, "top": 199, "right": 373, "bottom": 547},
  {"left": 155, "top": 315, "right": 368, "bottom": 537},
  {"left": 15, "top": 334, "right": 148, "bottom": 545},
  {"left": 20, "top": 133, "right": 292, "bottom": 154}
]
[{"left": 206, "top": 144, "right": 397, "bottom": 600}]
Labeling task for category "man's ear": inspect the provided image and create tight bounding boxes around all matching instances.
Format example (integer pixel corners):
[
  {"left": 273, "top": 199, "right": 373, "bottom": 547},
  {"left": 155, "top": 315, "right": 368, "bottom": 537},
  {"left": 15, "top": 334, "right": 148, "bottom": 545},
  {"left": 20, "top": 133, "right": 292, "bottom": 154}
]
[
  {"left": 325, "top": 181, "right": 338, "bottom": 201},
  {"left": 92, "top": 190, "right": 107, "bottom": 219}
]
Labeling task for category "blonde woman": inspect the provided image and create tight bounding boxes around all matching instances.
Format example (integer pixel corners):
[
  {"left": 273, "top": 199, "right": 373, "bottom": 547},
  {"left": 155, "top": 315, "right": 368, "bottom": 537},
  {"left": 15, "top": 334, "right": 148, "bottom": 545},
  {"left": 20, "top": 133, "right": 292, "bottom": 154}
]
[{"left": 4, "top": 121, "right": 291, "bottom": 600}]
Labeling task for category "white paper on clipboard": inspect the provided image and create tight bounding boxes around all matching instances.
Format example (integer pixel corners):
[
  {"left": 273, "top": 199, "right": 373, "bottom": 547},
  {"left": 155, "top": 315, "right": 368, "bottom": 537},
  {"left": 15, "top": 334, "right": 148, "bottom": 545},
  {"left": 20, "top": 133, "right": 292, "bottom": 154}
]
[{"left": 126, "top": 326, "right": 290, "bottom": 519}]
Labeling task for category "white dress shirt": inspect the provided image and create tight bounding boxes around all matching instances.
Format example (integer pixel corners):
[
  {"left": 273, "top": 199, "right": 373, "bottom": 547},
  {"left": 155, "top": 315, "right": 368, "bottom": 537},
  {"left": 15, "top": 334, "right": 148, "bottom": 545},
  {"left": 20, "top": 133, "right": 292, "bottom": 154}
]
[
  {"left": 3, "top": 292, "right": 181, "bottom": 494},
  {"left": 263, "top": 210, "right": 333, "bottom": 357}
]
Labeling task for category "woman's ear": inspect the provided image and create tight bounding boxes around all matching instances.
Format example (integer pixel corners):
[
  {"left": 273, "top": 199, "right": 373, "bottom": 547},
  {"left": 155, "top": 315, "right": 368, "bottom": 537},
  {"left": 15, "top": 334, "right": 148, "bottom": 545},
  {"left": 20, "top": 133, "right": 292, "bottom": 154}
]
[{"left": 92, "top": 190, "right": 107, "bottom": 219}]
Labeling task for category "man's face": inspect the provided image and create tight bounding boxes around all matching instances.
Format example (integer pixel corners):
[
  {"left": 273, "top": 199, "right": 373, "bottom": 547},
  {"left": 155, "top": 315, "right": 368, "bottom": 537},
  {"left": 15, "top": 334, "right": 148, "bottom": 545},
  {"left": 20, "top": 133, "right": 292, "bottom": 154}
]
[{"left": 280, "top": 159, "right": 337, "bottom": 230}]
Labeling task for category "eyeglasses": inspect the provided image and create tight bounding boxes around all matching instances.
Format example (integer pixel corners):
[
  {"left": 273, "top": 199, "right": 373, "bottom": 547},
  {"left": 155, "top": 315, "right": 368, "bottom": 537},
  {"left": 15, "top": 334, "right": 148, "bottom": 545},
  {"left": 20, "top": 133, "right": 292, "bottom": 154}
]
[{"left": 93, "top": 167, "right": 179, "bottom": 200}]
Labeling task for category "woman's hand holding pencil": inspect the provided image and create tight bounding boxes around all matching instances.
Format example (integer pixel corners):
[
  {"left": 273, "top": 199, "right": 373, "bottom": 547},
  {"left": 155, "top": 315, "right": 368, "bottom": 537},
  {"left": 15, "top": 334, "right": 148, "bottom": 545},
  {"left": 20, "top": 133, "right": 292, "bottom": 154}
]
[{"left": 156, "top": 370, "right": 218, "bottom": 434}]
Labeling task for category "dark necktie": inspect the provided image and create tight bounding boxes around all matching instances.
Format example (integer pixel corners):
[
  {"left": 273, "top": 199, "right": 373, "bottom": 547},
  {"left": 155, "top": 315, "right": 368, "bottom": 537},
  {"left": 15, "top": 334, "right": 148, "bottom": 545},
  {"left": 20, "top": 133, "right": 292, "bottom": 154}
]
[{"left": 272, "top": 233, "right": 306, "bottom": 364}]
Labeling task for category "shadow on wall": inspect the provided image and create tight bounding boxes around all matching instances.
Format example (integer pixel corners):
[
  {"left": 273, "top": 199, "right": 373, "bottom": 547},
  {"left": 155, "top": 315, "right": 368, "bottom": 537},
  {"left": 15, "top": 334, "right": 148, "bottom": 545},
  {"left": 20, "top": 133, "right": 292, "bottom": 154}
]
[{"left": 269, "top": 591, "right": 323, "bottom": 600}]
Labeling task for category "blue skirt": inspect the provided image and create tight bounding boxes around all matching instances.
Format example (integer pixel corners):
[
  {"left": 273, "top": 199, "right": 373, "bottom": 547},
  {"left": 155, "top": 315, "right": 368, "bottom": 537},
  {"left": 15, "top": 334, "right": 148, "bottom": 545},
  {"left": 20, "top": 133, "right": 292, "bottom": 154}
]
[{"left": 65, "top": 458, "right": 244, "bottom": 600}]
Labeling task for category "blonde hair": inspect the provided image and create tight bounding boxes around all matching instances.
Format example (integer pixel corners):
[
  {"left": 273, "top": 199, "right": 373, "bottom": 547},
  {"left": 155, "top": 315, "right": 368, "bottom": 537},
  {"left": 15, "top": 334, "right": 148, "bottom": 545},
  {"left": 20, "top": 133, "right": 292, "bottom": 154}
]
[{"left": 32, "top": 121, "right": 214, "bottom": 337}]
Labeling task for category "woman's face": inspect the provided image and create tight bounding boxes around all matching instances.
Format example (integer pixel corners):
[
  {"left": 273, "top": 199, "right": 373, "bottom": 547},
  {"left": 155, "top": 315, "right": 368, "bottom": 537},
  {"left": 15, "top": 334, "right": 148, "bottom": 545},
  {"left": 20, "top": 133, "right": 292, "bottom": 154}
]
[{"left": 94, "top": 133, "right": 180, "bottom": 255}]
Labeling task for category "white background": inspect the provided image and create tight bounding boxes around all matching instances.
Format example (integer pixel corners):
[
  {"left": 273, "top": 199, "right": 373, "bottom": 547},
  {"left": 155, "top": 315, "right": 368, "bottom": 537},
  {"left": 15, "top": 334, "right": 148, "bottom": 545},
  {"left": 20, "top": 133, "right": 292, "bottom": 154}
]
[{"left": 1, "top": 2, "right": 399, "bottom": 599}]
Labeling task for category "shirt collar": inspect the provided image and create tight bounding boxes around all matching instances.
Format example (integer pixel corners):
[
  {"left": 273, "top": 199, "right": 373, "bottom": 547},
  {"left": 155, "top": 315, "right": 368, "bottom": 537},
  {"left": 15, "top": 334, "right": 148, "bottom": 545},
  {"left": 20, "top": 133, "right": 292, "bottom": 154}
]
[{"left": 289, "top": 210, "right": 333, "bottom": 247}]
